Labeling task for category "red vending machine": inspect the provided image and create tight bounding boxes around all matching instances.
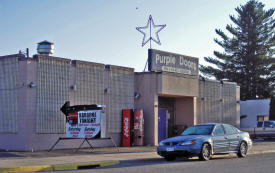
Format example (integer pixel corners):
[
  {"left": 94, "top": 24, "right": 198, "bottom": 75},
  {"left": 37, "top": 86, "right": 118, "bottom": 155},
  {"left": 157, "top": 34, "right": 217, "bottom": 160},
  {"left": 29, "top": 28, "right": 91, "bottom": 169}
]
[
  {"left": 133, "top": 110, "right": 144, "bottom": 146},
  {"left": 122, "top": 109, "right": 133, "bottom": 147}
]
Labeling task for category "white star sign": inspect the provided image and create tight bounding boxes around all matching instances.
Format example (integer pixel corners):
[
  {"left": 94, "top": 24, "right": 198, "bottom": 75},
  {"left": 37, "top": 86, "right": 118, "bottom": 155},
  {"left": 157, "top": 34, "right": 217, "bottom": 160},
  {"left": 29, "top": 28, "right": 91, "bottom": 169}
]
[{"left": 136, "top": 15, "right": 166, "bottom": 47}]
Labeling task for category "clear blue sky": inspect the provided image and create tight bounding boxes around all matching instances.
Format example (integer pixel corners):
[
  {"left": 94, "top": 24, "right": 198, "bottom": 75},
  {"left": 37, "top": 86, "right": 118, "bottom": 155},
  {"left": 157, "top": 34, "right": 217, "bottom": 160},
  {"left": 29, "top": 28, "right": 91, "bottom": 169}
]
[{"left": 0, "top": 0, "right": 274, "bottom": 72}]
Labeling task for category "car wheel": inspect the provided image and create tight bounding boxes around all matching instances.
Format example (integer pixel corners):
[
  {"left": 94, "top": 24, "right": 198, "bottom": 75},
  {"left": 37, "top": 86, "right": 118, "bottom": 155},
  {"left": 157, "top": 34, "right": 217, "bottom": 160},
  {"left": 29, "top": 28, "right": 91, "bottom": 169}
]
[
  {"left": 164, "top": 155, "right": 176, "bottom": 161},
  {"left": 199, "top": 143, "right": 211, "bottom": 161},
  {"left": 237, "top": 141, "right": 247, "bottom": 158}
]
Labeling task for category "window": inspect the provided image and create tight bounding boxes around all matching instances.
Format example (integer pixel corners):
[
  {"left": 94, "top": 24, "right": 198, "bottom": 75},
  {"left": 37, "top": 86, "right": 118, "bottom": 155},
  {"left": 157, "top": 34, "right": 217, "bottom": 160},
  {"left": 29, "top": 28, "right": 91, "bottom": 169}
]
[
  {"left": 264, "top": 121, "right": 275, "bottom": 128},
  {"left": 213, "top": 125, "right": 225, "bottom": 135},
  {"left": 257, "top": 121, "right": 263, "bottom": 127},
  {"left": 223, "top": 124, "right": 238, "bottom": 135},
  {"left": 231, "top": 126, "right": 240, "bottom": 133},
  {"left": 257, "top": 115, "right": 268, "bottom": 121}
]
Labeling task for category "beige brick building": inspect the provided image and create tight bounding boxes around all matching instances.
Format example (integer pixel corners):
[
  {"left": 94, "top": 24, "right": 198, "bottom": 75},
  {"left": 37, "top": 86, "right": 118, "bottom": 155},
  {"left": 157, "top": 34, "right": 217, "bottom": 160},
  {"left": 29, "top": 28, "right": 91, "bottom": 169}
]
[{"left": 0, "top": 46, "right": 240, "bottom": 151}]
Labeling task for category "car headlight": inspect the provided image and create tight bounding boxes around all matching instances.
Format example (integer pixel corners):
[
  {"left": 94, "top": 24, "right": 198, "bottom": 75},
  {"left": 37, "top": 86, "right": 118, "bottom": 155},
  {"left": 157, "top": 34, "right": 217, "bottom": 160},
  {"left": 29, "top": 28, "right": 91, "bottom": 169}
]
[
  {"left": 180, "top": 140, "right": 196, "bottom": 146},
  {"left": 159, "top": 141, "right": 165, "bottom": 146}
]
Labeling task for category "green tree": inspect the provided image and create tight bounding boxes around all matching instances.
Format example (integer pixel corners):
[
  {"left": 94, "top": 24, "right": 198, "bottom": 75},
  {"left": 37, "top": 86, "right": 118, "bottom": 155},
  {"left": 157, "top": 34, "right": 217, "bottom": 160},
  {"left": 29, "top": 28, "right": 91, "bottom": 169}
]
[{"left": 200, "top": 0, "right": 275, "bottom": 100}]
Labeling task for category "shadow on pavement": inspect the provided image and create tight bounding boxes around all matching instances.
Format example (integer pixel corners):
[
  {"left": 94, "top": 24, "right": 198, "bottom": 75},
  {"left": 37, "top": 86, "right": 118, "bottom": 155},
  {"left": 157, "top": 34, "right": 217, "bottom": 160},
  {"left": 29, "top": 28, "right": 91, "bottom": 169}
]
[
  {"left": 0, "top": 147, "right": 156, "bottom": 159},
  {"left": 0, "top": 152, "right": 25, "bottom": 158},
  {"left": 98, "top": 155, "right": 239, "bottom": 170}
]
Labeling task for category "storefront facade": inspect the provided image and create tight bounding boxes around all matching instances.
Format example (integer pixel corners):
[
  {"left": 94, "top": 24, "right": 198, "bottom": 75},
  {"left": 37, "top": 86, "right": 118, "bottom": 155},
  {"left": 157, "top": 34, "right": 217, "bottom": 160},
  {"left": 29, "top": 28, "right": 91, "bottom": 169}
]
[
  {"left": 0, "top": 48, "right": 240, "bottom": 151},
  {"left": 135, "top": 49, "right": 240, "bottom": 146}
]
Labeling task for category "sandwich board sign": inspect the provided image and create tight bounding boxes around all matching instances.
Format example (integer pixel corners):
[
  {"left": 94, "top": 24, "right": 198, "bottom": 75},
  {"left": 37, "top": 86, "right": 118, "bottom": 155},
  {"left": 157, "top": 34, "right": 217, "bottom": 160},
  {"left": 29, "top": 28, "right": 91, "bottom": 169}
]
[{"left": 61, "top": 102, "right": 106, "bottom": 139}]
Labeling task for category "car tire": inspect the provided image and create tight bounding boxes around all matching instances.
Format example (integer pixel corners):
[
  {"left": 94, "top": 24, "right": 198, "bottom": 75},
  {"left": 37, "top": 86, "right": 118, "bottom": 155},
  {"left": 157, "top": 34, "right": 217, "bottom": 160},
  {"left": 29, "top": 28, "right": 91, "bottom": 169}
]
[
  {"left": 164, "top": 156, "right": 176, "bottom": 161},
  {"left": 199, "top": 143, "right": 211, "bottom": 161},
  {"left": 237, "top": 141, "right": 247, "bottom": 158}
]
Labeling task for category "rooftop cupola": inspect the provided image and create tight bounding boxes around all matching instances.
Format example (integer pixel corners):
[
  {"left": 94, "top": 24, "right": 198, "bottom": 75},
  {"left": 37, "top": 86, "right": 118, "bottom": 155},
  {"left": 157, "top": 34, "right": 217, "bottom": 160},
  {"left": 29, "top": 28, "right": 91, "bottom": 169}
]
[{"left": 37, "top": 40, "right": 54, "bottom": 56}]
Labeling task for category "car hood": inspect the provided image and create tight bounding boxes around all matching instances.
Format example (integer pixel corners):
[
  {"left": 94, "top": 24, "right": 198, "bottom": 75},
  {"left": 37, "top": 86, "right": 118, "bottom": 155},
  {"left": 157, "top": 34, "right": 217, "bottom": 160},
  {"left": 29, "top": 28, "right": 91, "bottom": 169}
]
[{"left": 161, "top": 135, "right": 210, "bottom": 142}]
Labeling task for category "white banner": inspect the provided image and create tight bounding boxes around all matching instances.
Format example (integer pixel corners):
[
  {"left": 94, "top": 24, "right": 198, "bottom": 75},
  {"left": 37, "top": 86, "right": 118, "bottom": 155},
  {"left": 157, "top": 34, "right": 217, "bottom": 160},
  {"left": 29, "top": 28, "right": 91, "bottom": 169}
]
[{"left": 66, "top": 110, "right": 101, "bottom": 138}]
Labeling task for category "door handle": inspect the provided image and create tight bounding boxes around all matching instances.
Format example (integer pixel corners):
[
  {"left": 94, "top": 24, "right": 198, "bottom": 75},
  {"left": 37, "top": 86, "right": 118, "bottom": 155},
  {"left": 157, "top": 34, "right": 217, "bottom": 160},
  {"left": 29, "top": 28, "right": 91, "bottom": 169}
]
[{"left": 224, "top": 137, "right": 228, "bottom": 139}]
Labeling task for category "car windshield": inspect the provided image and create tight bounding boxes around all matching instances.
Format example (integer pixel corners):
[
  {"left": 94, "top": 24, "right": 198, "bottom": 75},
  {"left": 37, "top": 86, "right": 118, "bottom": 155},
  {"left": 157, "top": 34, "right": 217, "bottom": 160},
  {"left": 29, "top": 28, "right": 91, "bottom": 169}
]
[{"left": 181, "top": 125, "right": 214, "bottom": 135}]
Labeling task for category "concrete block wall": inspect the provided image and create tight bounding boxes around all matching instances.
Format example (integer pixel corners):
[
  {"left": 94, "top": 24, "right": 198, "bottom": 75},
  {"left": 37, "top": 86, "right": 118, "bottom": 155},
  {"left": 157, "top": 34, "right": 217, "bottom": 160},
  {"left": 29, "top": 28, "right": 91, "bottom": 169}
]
[
  {"left": 157, "top": 73, "right": 199, "bottom": 97},
  {"left": 134, "top": 72, "right": 158, "bottom": 146},
  {"left": 0, "top": 55, "right": 135, "bottom": 151},
  {"left": 197, "top": 79, "right": 239, "bottom": 127},
  {"left": 0, "top": 56, "right": 19, "bottom": 133}
]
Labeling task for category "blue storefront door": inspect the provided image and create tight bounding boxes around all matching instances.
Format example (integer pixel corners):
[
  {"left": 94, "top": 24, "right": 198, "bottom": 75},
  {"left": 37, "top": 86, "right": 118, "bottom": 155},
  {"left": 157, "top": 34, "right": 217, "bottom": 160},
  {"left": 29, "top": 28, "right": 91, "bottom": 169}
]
[{"left": 158, "top": 109, "right": 167, "bottom": 143}]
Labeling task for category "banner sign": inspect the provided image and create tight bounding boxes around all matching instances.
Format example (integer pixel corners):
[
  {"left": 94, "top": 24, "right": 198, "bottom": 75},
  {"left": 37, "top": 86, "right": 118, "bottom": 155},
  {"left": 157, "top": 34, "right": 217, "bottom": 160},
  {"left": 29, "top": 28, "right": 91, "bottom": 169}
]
[
  {"left": 148, "top": 49, "right": 199, "bottom": 76},
  {"left": 66, "top": 110, "right": 101, "bottom": 138}
]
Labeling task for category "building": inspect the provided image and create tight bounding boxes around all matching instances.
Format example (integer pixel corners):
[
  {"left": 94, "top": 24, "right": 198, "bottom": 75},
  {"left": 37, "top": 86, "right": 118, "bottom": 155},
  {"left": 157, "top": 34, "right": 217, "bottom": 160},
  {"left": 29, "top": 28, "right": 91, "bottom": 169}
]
[
  {"left": 240, "top": 99, "right": 271, "bottom": 128},
  {"left": 0, "top": 42, "right": 240, "bottom": 151}
]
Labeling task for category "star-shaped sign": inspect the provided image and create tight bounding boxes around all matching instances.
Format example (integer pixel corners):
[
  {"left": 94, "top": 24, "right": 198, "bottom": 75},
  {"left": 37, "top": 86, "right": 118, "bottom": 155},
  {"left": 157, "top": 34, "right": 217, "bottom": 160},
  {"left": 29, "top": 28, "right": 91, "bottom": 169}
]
[{"left": 136, "top": 15, "right": 166, "bottom": 47}]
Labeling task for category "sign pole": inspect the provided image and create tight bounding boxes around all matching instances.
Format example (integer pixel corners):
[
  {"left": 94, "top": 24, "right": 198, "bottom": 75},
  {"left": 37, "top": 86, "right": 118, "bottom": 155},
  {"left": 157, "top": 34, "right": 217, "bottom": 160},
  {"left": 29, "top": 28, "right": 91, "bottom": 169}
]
[{"left": 149, "top": 15, "right": 152, "bottom": 49}]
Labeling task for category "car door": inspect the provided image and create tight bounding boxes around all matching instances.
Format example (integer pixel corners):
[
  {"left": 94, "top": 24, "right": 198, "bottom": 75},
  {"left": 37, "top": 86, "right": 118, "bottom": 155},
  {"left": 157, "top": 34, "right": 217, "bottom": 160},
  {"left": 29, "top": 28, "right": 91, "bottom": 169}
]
[
  {"left": 212, "top": 124, "right": 229, "bottom": 153},
  {"left": 223, "top": 124, "right": 240, "bottom": 152},
  {"left": 255, "top": 121, "right": 264, "bottom": 136}
]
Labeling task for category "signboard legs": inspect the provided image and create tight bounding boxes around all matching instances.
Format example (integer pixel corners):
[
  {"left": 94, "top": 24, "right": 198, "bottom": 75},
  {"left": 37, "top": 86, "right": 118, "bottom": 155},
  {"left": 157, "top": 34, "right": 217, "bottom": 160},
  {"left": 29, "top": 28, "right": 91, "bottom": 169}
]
[{"left": 48, "top": 137, "right": 119, "bottom": 152}]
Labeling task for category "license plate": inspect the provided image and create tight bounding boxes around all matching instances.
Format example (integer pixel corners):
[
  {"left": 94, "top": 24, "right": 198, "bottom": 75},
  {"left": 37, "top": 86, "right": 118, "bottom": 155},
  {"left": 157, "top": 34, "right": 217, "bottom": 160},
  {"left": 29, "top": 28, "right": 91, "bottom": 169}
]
[{"left": 166, "top": 147, "right": 174, "bottom": 152}]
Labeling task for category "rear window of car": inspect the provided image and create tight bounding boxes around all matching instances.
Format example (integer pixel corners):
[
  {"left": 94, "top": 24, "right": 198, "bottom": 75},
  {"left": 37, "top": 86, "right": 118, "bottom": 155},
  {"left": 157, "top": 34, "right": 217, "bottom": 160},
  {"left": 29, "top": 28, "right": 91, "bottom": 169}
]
[
  {"left": 223, "top": 124, "right": 239, "bottom": 135},
  {"left": 213, "top": 125, "right": 225, "bottom": 135}
]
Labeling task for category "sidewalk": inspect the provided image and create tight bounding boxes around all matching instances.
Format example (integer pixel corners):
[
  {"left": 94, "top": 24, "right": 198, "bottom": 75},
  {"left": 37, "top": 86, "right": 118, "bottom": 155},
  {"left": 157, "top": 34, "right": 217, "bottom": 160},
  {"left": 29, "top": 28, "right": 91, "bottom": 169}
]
[{"left": 0, "top": 141, "right": 275, "bottom": 172}]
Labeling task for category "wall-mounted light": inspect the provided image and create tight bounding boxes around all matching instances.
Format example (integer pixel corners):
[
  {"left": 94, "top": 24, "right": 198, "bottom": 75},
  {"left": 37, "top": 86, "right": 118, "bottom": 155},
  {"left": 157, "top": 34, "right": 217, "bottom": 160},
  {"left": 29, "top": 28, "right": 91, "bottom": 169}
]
[
  {"left": 29, "top": 82, "right": 37, "bottom": 88},
  {"left": 104, "top": 88, "right": 110, "bottom": 94},
  {"left": 134, "top": 92, "right": 140, "bottom": 99},
  {"left": 71, "top": 84, "right": 77, "bottom": 91}
]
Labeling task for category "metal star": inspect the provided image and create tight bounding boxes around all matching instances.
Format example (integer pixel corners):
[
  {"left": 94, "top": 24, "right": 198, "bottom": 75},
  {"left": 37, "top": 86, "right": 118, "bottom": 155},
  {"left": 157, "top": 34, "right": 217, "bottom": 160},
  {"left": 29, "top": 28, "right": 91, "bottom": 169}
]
[{"left": 136, "top": 15, "right": 166, "bottom": 47}]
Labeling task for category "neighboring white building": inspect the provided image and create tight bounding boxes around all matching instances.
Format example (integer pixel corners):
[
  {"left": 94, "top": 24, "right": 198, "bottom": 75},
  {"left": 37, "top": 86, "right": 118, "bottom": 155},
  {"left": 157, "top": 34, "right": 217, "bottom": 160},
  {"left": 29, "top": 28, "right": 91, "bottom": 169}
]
[{"left": 240, "top": 99, "right": 271, "bottom": 128}]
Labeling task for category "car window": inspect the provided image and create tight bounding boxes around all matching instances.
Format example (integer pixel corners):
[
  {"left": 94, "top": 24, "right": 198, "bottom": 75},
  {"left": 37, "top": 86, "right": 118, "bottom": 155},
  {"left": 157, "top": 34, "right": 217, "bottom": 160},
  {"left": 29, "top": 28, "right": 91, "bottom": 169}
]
[
  {"left": 231, "top": 125, "right": 240, "bottom": 133},
  {"left": 223, "top": 124, "right": 238, "bottom": 135},
  {"left": 212, "top": 125, "right": 225, "bottom": 135},
  {"left": 181, "top": 125, "right": 214, "bottom": 135},
  {"left": 257, "top": 121, "right": 263, "bottom": 127},
  {"left": 264, "top": 121, "right": 274, "bottom": 128}
]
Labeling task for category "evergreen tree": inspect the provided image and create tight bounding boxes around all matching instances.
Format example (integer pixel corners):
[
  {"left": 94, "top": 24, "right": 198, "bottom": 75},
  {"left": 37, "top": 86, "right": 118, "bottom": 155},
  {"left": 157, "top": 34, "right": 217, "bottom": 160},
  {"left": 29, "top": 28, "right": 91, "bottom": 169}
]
[{"left": 200, "top": 0, "right": 275, "bottom": 100}]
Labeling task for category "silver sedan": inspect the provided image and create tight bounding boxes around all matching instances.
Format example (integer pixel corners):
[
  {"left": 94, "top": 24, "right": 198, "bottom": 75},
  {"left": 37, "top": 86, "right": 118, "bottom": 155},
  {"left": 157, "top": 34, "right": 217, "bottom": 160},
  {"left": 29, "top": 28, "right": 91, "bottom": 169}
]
[{"left": 157, "top": 123, "right": 252, "bottom": 161}]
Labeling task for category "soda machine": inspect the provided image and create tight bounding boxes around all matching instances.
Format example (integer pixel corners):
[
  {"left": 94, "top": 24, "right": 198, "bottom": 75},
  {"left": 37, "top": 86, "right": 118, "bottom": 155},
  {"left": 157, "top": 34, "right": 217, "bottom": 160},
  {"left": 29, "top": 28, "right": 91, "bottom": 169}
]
[
  {"left": 133, "top": 110, "right": 144, "bottom": 146},
  {"left": 122, "top": 109, "right": 144, "bottom": 146}
]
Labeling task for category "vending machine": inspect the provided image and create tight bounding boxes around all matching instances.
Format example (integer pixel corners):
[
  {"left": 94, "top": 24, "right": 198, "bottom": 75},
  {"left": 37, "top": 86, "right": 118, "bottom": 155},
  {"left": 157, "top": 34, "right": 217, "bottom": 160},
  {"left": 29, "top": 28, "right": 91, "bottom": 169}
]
[
  {"left": 122, "top": 109, "right": 133, "bottom": 147},
  {"left": 133, "top": 110, "right": 144, "bottom": 146},
  {"left": 122, "top": 109, "right": 144, "bottom": 147}
]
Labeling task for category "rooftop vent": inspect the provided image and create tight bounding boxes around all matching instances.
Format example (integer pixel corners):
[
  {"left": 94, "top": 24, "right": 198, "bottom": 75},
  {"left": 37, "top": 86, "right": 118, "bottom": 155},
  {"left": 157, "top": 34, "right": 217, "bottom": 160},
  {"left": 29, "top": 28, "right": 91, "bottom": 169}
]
[{"left": 37, "top": 40, "right": 54, "bottom": 56}]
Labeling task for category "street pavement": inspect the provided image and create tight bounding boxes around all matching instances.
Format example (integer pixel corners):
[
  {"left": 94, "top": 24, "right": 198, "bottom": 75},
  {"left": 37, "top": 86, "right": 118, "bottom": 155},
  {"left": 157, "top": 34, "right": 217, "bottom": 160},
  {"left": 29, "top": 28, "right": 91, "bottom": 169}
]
[
  {"left": 57, "top": 152, "right": 275, "bottom": 173},
  {"left": 0, "top": 140, "right": 275, "bottom": 172}
]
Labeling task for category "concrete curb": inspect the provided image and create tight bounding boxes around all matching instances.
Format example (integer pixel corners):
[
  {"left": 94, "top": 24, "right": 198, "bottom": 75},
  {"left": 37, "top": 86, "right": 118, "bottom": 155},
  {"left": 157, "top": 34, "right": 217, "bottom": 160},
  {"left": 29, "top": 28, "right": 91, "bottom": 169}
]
[{"left": 0, "top": 160, "right": 120, "bottom": 173}]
